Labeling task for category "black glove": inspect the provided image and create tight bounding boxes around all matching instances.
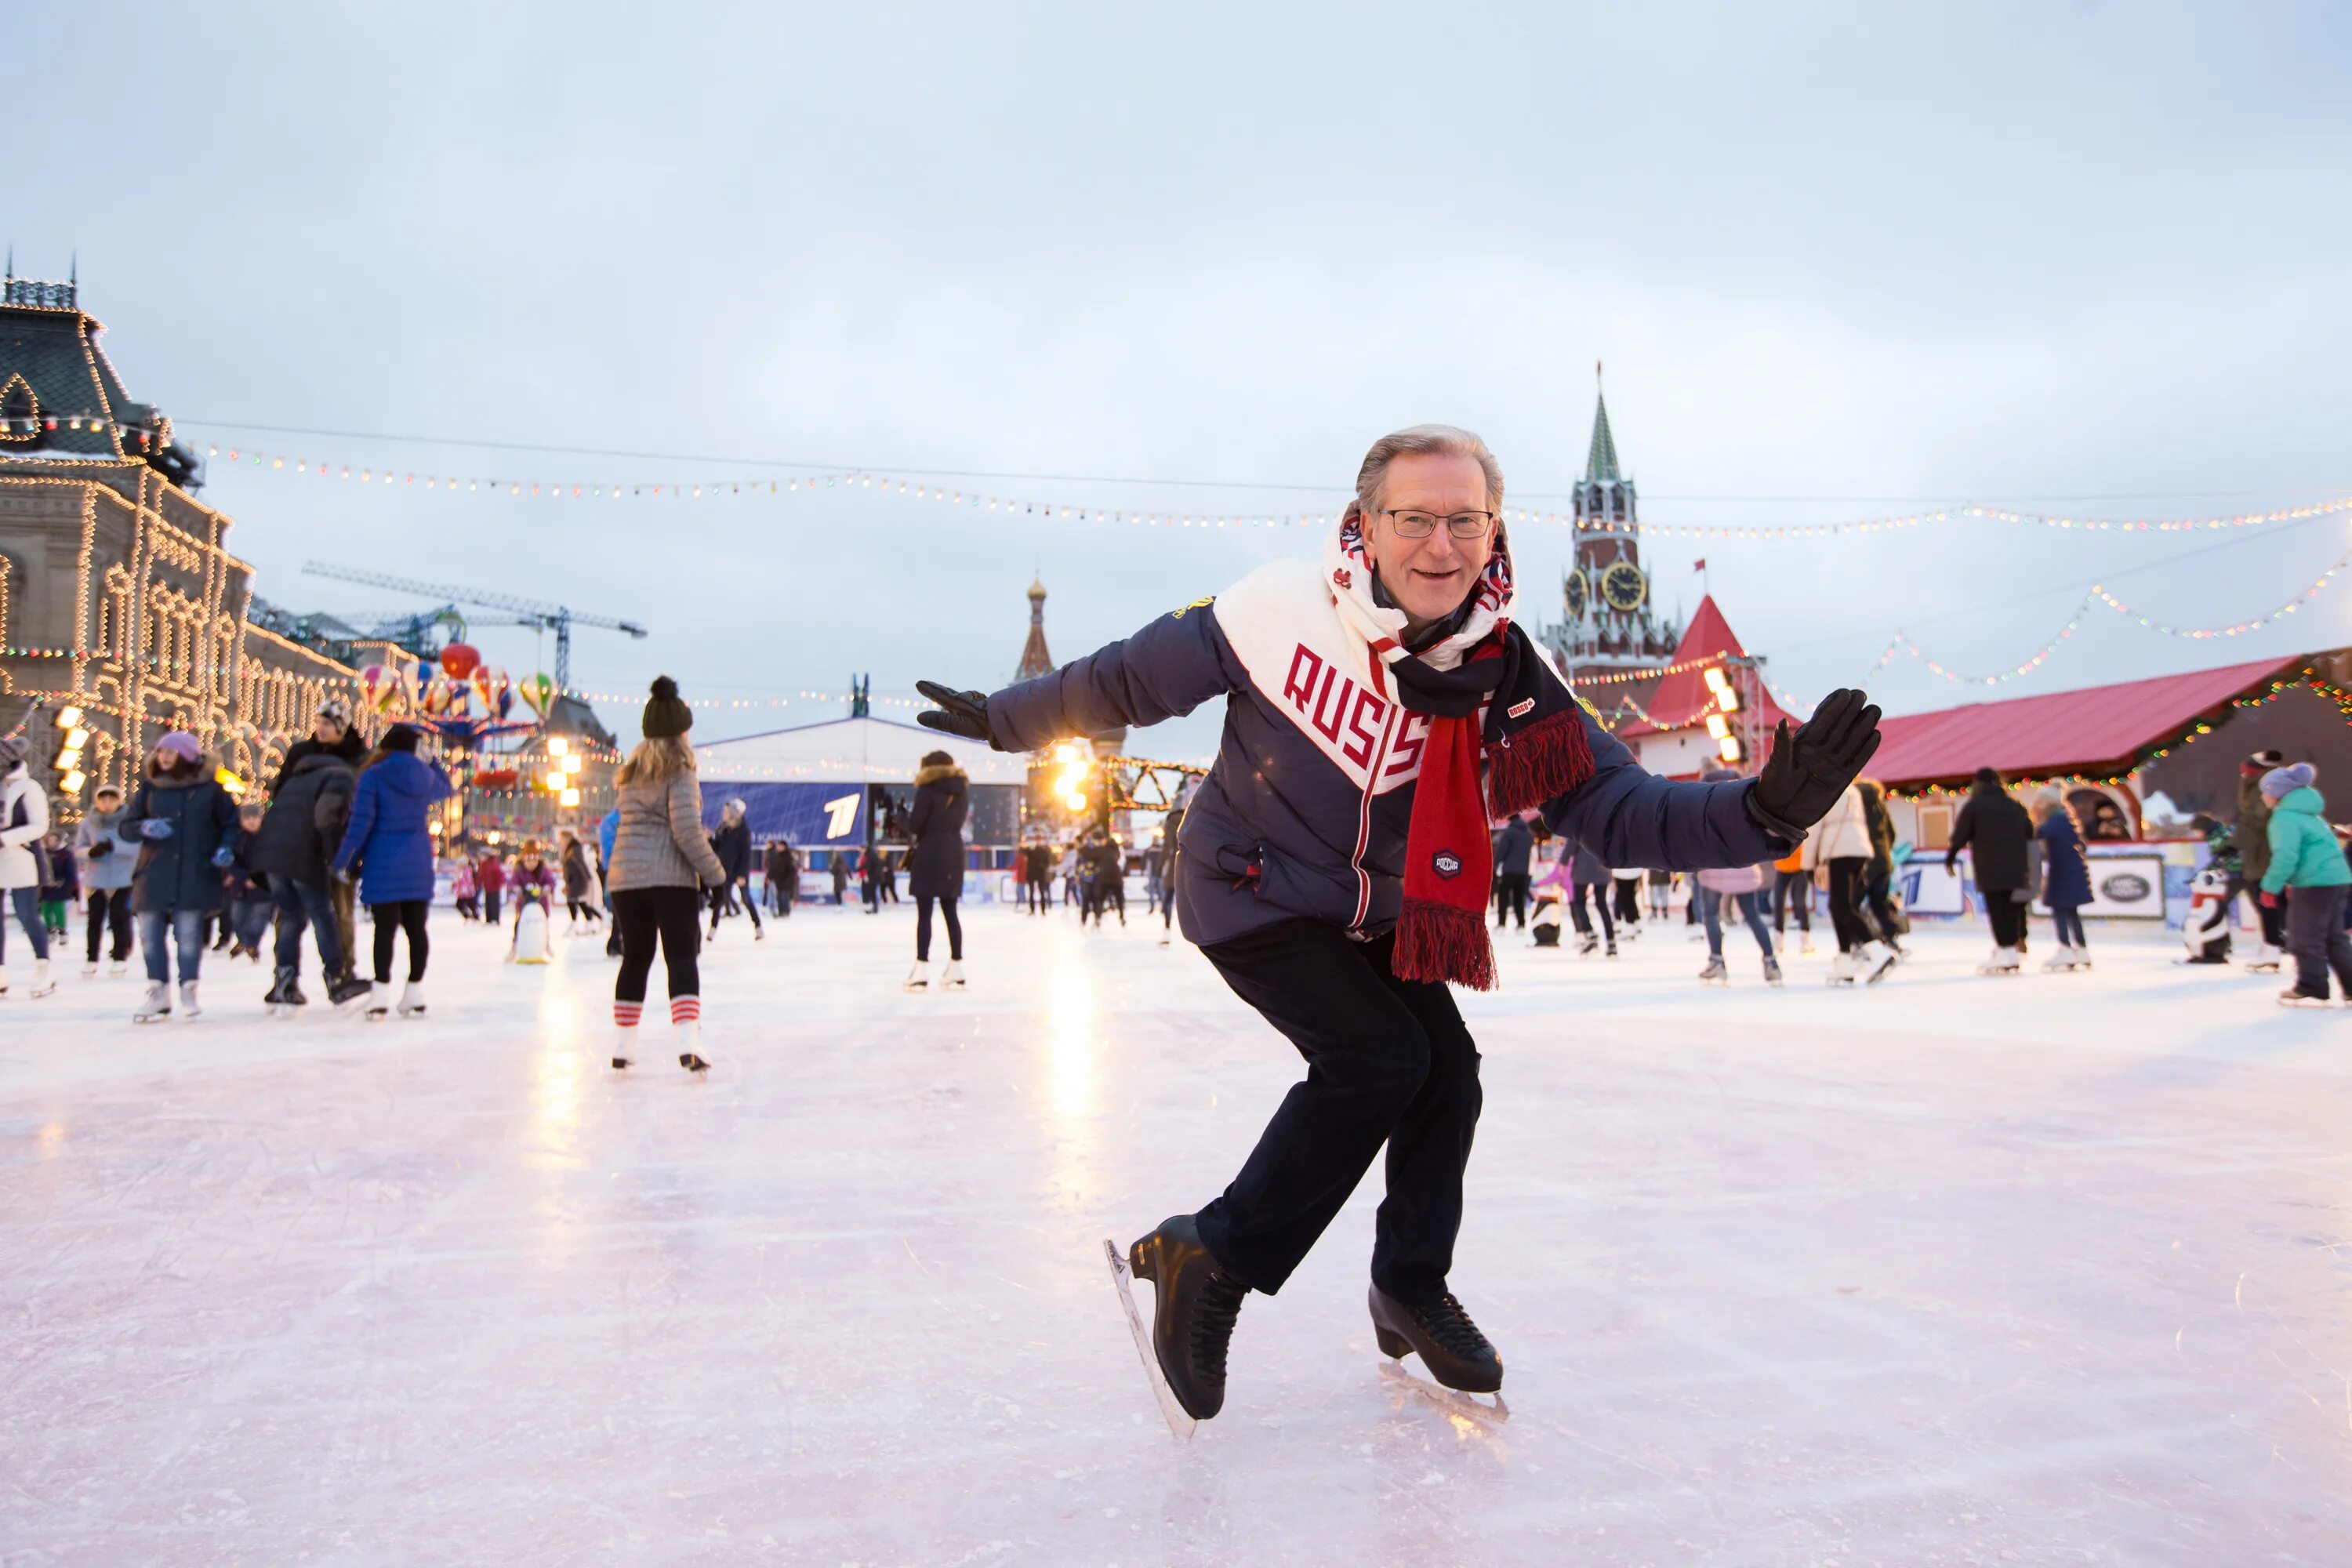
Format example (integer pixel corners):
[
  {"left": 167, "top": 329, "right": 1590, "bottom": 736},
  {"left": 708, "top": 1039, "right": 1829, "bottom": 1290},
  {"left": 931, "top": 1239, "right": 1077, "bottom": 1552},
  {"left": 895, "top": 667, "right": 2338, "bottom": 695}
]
[
  {"left": 914, "top": 681, "right": 1000, "bottom": 749},
  {"left": 1744, "top": 687, "right": 1882, "bottom": 841}
]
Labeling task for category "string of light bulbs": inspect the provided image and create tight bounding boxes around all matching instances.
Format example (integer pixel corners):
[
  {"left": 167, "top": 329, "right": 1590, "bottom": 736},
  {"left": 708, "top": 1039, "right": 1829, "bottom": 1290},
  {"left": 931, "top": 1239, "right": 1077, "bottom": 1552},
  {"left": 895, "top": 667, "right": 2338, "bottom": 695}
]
[{"left": 142, "top": 424, "right": 2352, "bottom": 539}]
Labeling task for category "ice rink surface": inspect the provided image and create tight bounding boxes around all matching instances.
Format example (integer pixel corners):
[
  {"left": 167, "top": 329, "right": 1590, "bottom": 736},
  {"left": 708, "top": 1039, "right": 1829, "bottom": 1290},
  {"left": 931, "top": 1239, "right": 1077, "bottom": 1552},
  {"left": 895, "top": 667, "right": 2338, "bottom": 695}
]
[{"left": 3, "top": 901, "right": 2349, "bottom": 1566}]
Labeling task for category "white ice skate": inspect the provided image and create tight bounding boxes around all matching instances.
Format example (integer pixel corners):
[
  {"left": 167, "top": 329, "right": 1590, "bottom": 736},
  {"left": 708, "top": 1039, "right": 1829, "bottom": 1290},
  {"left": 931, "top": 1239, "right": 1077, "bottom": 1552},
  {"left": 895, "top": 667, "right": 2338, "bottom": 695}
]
[
  {"left": 177, "top": 980, "right": 201, "bottom": 1018},
  {"left": 1977, "top": 946, "right": 2022, "bottom": 975},
  {"left": 941, "top": 960, "right": 965, "bottom": 991},
  {"left": 396, "top": 980, "right": 426, "bottom": 1019},
  {"left": 903, "top": 960, "right": 930, "bottom": 993},
  {"left": 2245, "top": 942, "right": 2282, "bottom": 974},
  {"left": 132, "top": 981, "right": 172, "bottom": 1022},
  {"left": 27, "top": 959, "right": 54, "bottom": 999},
  {"left": 1857, "top": 942, "right": 1899, "bottom": 984},
  {"left": 2044, "top": 944, "right": 2090, "bottom": 971},
  {"left": 611, "top": 1024, "right": 637, "bottom": 1071},
  {"left": 108, "top": 960, "right": 128, "bottom": 977},
  {"left": 677, "top": 1018, "right": 710, "bottom": 1074},
  {"left": 364, "top": 982, "right": 392, "bottom": 1022},
  {"left": 1800, "top": 935, "right": 1817, "bottom": 956},
  {"left": 1697, "top": 956, "right": 1727, "bottom": 985},
  {"left": 80, "top": 961, "right": 97, "bottom": 978},
  {"left": 1826, "top": 949, "right": 1859, "bottom": 985}
]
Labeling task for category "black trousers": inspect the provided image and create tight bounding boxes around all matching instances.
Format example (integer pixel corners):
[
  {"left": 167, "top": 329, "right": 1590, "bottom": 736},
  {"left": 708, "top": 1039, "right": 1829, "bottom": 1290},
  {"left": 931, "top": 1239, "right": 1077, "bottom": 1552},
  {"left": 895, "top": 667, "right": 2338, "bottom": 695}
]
[
  {"left": 482, "top": 887, "right": 501, "bottom": 927},
  {"left": 85, "top": 887, "right": 133, "bottom": 963},
  {"left": 1612, "top": 877, "right": 1642, "bottom": 924},
  {"left": 1772, "top": 867, "right": 1811, "bottom": 932},
  {"left": 369, "top": 899, "right": 430, "bottom": 984},
  {"left": 1863, "top": 863, "right": 1902, "bottom": 946},
  {"left": 1193, "top": 920, "right": 1481, "bottom": 1302},
  {"left": 1568, "top": 880, "right": 1614, "bottom": 942},
  {"left": 1983, "top": 888, "right": 2027, "bottom": 948},
  {"left": 2285, "top": 883, "right": 2352, "bottom": 997},
  {"left": 613, "top": 885, "right": 702, "bottom": 1004},
  {"left": 1826, "top": 857, "right": 1873, "bottom": 952},
  {"left": 710, "top": 875, "right": 761, "bottom": 931},
  {"left": 1493, "top": 873, "right": 1529, "bottom": 929},
  {"left": 916, "top": 894, "right": 963, "bottom": 962}
]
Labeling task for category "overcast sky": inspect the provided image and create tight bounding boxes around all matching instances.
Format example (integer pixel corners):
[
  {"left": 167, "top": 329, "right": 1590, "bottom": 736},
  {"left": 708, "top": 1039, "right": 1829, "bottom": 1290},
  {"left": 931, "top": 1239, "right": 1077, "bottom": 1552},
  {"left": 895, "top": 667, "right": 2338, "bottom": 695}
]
[{"left": 10, "top": 2, "right": 2350, "bottom": 757}]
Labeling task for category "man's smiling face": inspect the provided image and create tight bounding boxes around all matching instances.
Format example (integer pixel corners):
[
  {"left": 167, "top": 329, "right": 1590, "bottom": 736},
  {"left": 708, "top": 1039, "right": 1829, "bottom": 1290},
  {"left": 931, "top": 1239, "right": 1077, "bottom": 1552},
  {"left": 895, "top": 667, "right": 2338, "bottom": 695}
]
[{"left": 1362, "top": 450, "right": 1492, "bottom": 632}]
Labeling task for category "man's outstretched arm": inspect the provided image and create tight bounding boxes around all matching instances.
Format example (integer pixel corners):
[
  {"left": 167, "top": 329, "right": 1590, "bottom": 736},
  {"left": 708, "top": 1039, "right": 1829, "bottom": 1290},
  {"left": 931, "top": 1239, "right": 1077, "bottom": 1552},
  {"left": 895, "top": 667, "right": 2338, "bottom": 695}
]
[{"left": 919, "top": 601, "right": 1244, "bottom": 752}]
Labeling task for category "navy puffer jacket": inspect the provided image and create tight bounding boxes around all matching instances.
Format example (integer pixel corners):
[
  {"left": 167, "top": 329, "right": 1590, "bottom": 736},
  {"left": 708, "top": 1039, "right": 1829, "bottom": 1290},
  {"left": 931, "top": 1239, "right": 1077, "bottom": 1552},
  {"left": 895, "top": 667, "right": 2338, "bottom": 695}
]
[{"left": 984, "top": 526, "right": 1784, "bottom": 950}]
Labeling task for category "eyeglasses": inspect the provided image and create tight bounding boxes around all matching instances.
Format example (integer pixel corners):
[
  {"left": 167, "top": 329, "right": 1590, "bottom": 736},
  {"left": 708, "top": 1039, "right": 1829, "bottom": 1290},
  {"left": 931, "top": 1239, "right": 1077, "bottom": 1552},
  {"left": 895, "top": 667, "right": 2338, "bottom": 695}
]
[{"left": 1380, "top": 510, "right": 1496, "bottom": 540}]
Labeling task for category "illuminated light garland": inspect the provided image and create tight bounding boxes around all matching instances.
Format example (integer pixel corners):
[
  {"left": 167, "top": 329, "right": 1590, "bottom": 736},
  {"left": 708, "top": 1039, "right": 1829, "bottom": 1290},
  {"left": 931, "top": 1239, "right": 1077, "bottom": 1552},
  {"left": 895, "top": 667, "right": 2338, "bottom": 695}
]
[
  {"left": 573, "top": 688, "right": 926, "bottom": 712},
  {"left": 148, "top": 422, "right": 2352, "bottom": 540}
]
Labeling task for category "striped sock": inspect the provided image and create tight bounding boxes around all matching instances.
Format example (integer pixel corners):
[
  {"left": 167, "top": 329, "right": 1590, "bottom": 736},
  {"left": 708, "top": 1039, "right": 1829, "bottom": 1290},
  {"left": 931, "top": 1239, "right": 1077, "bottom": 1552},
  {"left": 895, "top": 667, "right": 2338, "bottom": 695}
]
[
  {"left": 614, "top": 1000, "right": 644, "bottom": 1028},
  {"left": 670, "top": 996, "right": 701, "bottom": 1026}
]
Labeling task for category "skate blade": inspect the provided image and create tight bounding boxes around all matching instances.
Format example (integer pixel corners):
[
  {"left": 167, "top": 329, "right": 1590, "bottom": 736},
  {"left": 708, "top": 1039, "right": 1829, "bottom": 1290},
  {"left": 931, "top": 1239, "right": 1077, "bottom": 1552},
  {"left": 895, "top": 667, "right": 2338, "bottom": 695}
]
[
  {"left": 1376, "top": 1360, "right": 1511, "bottom": 1431},
  {"left": 1102, "top": 1239, "right": 1196, "bottom": 1440}
]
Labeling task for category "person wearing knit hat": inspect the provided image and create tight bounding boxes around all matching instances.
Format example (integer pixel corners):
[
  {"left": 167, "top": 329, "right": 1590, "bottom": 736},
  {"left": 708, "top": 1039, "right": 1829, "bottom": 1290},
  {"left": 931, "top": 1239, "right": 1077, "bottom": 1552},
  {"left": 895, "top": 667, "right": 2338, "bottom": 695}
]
[
  {"left": 2255, "top": 760, "right": 2352, "bottom": 1006},
  {"left": 122, "top": 729, "right": 242, "bottom": 1021},
  {"left": 2237, "top": 750, "right": 2288, "bottom": 968},
  {"left": 641, "top": 677, "right": 692, "bottom": 739},
  {"left": 332, "top": 721, "right": 455, "bottom": 1019},
  {"left": 608, "top": 677, "right": 728, "bottom": 1073}
]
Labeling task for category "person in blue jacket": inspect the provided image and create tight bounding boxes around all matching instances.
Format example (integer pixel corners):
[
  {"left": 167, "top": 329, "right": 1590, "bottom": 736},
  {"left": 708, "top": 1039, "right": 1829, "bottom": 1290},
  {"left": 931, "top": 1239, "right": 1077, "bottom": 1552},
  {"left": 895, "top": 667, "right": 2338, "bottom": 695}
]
[
  {"left": 916, "top": 424, "right": 1882, "bottom": 1425},
  {"left": 121, "top": 730, "right": 242, "bottom": 1022},
  {"left": 2033, "top": 791, "right": 2094, "bottom": 971},
  {"left": 332, "top": 724, "right": 454, "bottom": 1020}
]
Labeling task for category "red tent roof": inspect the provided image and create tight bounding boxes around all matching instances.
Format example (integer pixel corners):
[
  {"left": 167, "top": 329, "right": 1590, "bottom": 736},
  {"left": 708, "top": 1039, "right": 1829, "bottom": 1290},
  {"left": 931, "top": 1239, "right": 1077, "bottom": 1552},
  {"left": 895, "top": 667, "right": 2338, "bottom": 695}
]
[
  {"left": 1617, "top": 595, "right": 1794, "bottom": 737},
  {"left": 1866, "top": 655, "right": 2303, "bottom": 790}
]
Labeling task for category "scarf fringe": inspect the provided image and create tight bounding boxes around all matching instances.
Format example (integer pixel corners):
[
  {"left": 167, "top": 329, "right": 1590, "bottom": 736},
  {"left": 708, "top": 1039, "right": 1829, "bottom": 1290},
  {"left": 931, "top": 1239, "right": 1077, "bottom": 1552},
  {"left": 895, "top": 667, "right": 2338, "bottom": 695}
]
[
  {"left": 1486, "top": 708, "right": 1595, "bottom": 818},
  {"left": 1393, "top": 897, "right": 1497, "bottom": 992}
]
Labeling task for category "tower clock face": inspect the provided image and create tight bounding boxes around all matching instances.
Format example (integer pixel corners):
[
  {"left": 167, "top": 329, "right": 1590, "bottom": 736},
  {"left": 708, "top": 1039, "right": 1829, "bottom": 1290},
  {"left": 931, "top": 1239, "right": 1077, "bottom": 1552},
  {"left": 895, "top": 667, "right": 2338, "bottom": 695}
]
[
  {"left": 1563, "top": 568, "right": 1588, "bottom": 622},
  {"left": 1600, "top": 560, "right": 1647, "bottom": 613}
]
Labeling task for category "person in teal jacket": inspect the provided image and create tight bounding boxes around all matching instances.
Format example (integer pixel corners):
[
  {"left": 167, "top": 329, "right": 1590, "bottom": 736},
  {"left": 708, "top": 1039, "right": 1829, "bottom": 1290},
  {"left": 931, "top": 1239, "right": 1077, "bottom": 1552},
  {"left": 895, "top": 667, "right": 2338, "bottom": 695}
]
[{"left": 2256, "top": 762, "right": 2352, "bottom": 1004}]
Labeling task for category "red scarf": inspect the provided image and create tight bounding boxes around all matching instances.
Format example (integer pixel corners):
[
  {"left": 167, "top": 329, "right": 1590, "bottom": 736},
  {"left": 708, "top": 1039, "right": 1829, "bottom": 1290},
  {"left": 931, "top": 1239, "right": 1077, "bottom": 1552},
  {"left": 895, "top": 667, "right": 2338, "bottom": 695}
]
[{"left": 1390, "top": 635, "right": 1594, "bottom": 992}]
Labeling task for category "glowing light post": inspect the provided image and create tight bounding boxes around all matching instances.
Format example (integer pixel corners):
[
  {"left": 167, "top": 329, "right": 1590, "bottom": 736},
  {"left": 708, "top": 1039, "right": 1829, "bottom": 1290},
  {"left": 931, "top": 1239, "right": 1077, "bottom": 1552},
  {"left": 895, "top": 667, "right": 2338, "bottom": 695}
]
[{"left": 1704, "top": 659, "right": 1762, "bottom": 771}]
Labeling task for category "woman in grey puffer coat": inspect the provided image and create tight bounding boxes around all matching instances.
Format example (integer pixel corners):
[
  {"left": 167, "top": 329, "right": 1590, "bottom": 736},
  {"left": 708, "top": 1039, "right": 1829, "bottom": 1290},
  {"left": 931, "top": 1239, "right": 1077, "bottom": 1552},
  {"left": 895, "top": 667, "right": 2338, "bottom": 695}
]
[{"left": 606, "top": 677, "right": 727, "bottom": 1074}]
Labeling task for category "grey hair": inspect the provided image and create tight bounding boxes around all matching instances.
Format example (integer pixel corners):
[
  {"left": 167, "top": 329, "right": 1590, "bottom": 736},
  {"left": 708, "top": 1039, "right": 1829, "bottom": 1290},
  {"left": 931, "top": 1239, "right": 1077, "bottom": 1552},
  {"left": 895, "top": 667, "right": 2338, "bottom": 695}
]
[{"left": 1348, "top": 424, "right": 1505, "bottom": 524}]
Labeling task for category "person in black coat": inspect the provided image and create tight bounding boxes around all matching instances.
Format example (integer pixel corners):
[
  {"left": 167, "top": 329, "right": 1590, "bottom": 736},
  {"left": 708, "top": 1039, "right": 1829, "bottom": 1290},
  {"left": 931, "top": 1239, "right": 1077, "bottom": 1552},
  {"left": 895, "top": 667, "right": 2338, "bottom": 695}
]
[
  {"left": 706, "top": 799, "right": 760, "bottom": 938},
  {"left": 904, "top": 751, "right": 968, "bottom": 988},
  {"left": 250, "top": 746, "right": 364, "bottom": 999},
  {"left": 1492, "top": 815, "right": 1535, "bottom": 930},
  {"left": 270, "top": 699, "right": 368, "bottom": 793},
  {"left": 1946, "top": 766, "right": 2035, "bottom": 966}
]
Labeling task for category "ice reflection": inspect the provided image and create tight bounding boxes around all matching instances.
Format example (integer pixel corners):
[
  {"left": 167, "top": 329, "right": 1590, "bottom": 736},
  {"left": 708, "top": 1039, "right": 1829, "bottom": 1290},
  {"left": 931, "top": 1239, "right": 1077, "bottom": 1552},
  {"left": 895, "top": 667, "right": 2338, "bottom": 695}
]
[
  {"left": 1042, "top": 942, "right": 1098, "bottom": 1192},
  {"left": 36, "top": 1121, "right": 64, "bottom": 1158}
]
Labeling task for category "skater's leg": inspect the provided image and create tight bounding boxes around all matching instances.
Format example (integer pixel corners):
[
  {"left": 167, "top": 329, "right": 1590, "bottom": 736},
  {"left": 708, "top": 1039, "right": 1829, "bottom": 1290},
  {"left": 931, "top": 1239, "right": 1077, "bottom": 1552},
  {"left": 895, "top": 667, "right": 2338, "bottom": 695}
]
[
  {"left": 2285, "top": 887, "right": 2332, "bottom": 996},
  {"left": 9, "top": 887, "right": 47, "bottom": 962},
  {"left": 941, "top": 896, "right": 963, "bottom": 961},
  {"left": 1737, "top": 891, "right": 1774, "bottom": 954},
  {"left": 397, "top": 900, "right": 429, "bottom": 982},
  {"left": 2318, "top": 885, "right": 2352, "bottom": 996},
  {"left": 1566, "top": 887, "right": 1592, "bottom": 938},
  {"left": 651, "top": 885, "right": 702, "bottom": 1010},
  {"left": 85, "top": 887, "right": 109, "bottom": 966},
  {"left": 739, "top": 876, "right": 760, "bottom": 931},
  {"left": 1193, "top": 920, "right": 1438, "bottom": 1295},
  {"left": 612, "top": 888, "right": 659, "bottom": 1016},
  {"left": 371, "top": 903, "right": 399, "bottom": 985},
  {"left": 1365, "top": 947, "right": 1482, "bottom": 1303},
  {"left": 1592, "top": 884, "right": 1615, "bottom": 945},
  {"left": 1698, "top": 886, "right": 1724, "bottom": 957},
  {"left": 169, "top": 908, "right": 205, "bottom": 983},
  {"left": 138, "top": 910, "right": 169, "bottom": 985},
  {"left": 915, "top": 894, "right": 935, "bottom": 963},
  {"left": 1828, "top": 858, "right": 1871, "bottom": 952}
]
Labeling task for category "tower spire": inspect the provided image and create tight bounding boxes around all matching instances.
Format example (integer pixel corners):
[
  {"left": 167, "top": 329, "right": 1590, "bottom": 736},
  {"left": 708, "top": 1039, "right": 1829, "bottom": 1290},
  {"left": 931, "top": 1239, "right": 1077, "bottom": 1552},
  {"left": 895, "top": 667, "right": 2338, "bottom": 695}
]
[{"left": 1584, "top": 364, "right": 1621, "bottom": 485}]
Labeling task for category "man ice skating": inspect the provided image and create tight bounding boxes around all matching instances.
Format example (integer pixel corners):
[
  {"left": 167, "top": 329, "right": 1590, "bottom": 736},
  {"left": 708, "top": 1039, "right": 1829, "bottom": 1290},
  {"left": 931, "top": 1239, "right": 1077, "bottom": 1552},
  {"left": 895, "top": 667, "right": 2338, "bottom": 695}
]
[{"left": 918, "top": 425, "right": 1882, "bottom": 1423}]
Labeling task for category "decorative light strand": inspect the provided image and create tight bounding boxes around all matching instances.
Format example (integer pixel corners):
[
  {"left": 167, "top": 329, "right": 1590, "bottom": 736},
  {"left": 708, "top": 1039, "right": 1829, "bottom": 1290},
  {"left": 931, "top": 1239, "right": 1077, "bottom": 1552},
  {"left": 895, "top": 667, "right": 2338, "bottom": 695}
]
[{"left": 154, "top": 425, "right": 2352, "bottom": 539}]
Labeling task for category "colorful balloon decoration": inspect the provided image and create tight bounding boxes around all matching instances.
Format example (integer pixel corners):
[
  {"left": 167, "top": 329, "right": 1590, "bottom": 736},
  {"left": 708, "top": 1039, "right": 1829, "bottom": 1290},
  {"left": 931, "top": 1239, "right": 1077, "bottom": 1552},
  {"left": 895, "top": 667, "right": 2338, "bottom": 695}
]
[
  {"left": 418, "top": 678, "right": 451, "bottom": 718},
  {"left": 517, "top": 672, "right": 557, "bottom": 720},
  {"left": 439, "top": 641, "right": 482, "bottom": 681},
  {"left": 474, "top": 666, "right": 514, "bottom": 719},
  {"left": 358, "top": 665, "right": 399, "bottom": 713}
]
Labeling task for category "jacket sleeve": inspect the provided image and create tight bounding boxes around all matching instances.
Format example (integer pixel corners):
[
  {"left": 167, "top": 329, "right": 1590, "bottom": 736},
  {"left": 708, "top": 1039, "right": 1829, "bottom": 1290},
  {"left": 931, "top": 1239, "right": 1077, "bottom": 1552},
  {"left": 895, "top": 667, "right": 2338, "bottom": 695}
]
[
  {"left": 333, "top": 773, "right": 378, "bottom": 875},
  {"left": 1, "top": 782, "right": 47, "bottom": 848},
  {"left": 2261, "top": 813, "right": 2296, "bottom": 894},
  {"left": 1540, "top": 707, "right": 1786, "bottom": 871},
  {"left": 672, "top": 775, "right": 729, "bottom": 885},
  {"left": 1945, "top": 800, "right": 1976, "bottom": 870},
  {"left": 985, "top": 603, "right": 1243, "bottom": 753}
]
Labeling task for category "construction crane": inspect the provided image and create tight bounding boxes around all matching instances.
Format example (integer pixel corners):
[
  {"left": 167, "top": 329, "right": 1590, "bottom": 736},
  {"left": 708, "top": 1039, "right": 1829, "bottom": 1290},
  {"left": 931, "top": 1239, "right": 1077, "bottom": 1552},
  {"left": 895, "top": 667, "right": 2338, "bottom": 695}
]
[{"left": 302, "top": 562, "right": 648, "bottom": 691}]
